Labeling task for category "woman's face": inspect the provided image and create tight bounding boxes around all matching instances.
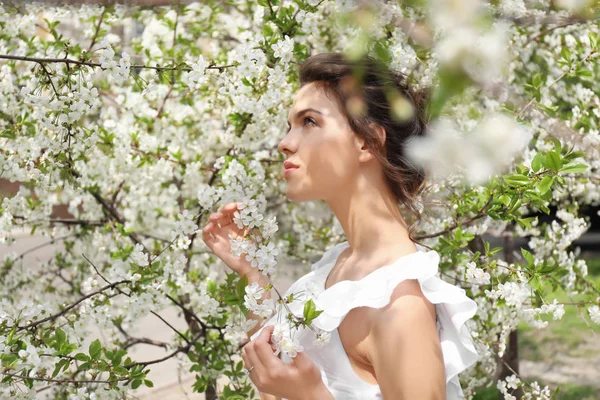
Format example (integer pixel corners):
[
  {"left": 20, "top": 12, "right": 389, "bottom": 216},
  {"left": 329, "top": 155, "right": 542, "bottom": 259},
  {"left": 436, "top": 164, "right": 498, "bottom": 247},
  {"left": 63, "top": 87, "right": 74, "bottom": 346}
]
[{"left": 278, "top": 82, "right": 368, "bottom": 202}]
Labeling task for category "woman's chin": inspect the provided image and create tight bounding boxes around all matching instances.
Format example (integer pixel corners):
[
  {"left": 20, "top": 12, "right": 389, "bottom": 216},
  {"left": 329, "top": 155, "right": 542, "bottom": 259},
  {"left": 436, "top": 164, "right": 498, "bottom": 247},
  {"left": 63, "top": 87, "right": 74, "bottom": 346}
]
[{"left": 285, "top": 187, "right": 310, "bottom": 202}]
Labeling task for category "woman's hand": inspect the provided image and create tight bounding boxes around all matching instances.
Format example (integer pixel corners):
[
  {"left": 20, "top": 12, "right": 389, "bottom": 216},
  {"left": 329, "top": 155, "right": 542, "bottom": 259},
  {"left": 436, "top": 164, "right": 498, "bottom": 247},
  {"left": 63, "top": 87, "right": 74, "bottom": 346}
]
[
  {"left": 201, "top": 201, "right": 257, "bottom": 277},
  {"left": 241, "top": 325, "right": 333, "bottom": 400}
]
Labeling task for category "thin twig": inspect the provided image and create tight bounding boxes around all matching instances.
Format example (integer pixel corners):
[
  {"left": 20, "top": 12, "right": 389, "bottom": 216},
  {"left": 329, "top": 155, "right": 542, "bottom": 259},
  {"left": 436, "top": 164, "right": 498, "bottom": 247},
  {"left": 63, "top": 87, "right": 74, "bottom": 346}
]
[
  {"left": 17, "top": 280, "right": 131, "bottom": 331},
  {"left": 86, "top": 8, "right": 106, "bottom": 54},
  {"left": 0, "top": 54, "right": 236, "bottom": 72}
]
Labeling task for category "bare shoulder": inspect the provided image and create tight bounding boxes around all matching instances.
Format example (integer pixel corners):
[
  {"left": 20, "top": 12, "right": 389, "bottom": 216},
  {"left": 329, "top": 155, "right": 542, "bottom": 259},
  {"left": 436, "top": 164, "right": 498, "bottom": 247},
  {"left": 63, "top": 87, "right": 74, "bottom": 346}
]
[
  {"left": 363, "top": 281, "right": 446, "bottom": 399},
  {"left": 365, "top": 279, "right": 437, "bottom": 350}
]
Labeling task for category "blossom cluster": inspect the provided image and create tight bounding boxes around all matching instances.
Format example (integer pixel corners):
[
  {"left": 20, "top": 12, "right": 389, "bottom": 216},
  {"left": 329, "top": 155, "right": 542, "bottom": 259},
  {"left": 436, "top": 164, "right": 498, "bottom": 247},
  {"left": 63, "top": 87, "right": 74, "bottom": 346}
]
[{"left": 99, "top": 38, "right": 131, "bottom": 85}]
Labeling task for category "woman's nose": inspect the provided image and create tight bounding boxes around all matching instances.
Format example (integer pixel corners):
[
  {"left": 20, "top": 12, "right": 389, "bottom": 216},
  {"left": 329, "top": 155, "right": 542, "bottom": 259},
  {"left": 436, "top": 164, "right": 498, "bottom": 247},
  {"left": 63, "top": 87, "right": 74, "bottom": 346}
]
[{"left": 278, "top": 134, "right": 292, "bottom": 155}]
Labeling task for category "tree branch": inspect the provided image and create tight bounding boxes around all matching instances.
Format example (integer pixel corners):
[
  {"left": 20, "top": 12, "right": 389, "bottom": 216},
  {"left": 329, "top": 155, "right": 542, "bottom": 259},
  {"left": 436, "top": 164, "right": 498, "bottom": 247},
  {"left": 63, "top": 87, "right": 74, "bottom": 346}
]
[
  {"left": 17, "top": 280, "right": 131, "bottom": 331},
  {"left": 0, "top": 54, "right": 236, "bottom": 72}
]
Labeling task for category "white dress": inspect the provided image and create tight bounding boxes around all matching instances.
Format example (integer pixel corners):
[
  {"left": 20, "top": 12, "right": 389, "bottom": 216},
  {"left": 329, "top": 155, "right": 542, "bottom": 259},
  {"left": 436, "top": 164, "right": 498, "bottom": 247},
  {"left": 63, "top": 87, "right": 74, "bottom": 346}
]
[{"left": 250, "top": 240, "right": 480, "bottom": 399}]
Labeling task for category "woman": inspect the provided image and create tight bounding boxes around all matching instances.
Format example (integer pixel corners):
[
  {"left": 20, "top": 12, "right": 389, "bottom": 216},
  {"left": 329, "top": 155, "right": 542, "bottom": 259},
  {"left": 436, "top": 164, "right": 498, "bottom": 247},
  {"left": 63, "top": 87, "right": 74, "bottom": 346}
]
[{"left": 202, "top": 52, "right": 480, "bottom": 400}]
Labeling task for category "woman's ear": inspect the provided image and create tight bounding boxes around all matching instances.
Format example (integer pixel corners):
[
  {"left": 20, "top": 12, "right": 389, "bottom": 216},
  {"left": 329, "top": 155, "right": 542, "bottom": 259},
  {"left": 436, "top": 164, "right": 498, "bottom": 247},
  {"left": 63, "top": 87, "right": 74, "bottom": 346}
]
[{"left": 356, "top": 122, "right": 386, "bottom": 163}]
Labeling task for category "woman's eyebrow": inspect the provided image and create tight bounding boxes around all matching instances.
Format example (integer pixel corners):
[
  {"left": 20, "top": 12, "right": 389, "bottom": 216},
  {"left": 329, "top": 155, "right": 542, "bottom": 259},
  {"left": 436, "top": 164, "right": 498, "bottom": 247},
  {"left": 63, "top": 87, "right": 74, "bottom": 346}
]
[{"left": 287, "top": 108, "right": 322, "bottom": 124}]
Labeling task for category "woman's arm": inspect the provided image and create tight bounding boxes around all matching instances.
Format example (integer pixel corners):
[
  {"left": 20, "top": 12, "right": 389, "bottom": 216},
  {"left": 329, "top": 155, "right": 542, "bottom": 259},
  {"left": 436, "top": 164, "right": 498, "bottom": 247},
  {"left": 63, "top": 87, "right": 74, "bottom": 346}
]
[
  {"left": 366, "top": 280, "right": 445, "bottom": 400},
  {"left": 259, "top": 391, "right": 281, "bottom": 400}
]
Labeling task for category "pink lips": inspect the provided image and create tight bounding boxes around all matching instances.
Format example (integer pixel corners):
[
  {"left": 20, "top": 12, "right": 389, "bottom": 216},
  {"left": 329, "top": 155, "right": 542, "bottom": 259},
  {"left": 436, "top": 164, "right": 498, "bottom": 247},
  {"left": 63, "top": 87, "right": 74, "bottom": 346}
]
[
  {"left": 283, "top": 160, "right": 300, "bottom": 177},
  {"left": 283, "top": 167, "right": 298, "bottom": 176}
]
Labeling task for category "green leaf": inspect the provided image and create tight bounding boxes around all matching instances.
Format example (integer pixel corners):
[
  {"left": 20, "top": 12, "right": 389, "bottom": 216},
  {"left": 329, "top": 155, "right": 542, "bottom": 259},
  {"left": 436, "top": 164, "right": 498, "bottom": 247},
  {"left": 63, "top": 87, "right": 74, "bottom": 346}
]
[
  {"left": 521, "top": 248, "right": 534, "bottom": 266},
  {"left": 538, "top": 264, "right": 560, "bottom": 274},
  {"left": 303, "top": 299, "right": 316, "bottom": 321},
  {"left": 144, "top": 379, "right": 154, "bottom": 387},
  {"left": 55, "top": 328, "right": 66, "bottom": 346},
  {"left": 545, "top": 151, "right": 562, "bottom": 172},
  {"left": 529, "top": 275, "right": 542, "bottom": 291},
  {"left": 560, "top": 163, "right": 588, "bottom": 174},
  {"left": 132, "top": 379, "right": 142, "bottom": 389},
  {"left": 509, "top": 198, "right": 522, "bottom": 213},
  {"left": 563, "top": 150, "right": 584, "bottom": 161},
  {"left": 533, "top": 288, "right": 544, "bottom": 307},
  {"left": 539, "top": 203, "right": 550, "bottom": 214},
  {"left": 537, "top": 175, "right": 553, "bottom": 195},
  {"left": 589, "top": 32, "right": 598, "bottom": 49},
  {"left": 206, "top": 279, "right": 217, "bottom": 293},
  {"left": 517, "top": 216, "right": 537, "bottom": 230},
  {"left": 551, "top": 137, "right": 562, "bottom": 154},
  {"left": 560, "top": 47, "right": 571, "bottom": 62},
  {"left": 1, "top": 353, "right": 19, "bottom": 368},
  {"left": 89, "top": 339, "right": 102, "bottom": 360},
  {"left": 74, "top": 353, "right": 89, "bottom": 362},
  {"left": 52, "top": 358, "right": 69, "bottom": 378},
  {"left": 576, "top": 69, "right": 593, "bottom": 78},
  {"left": 113, "top": 366, "right": 128, "bottom": 375},
  {"left": 531, "top": 152, "right": 544, "bottom": 172},
  {"left": 236, "top": 275, "right": 248, "bottom": 299},
  {"left": 112, "top": 349, "right": 126, "bottom": 366},
  {"left": 503, "top": 174, "right": 529, "bottom": 187},
  {"left": 262, "top": 23, "right": 273, "bottom": 37}
]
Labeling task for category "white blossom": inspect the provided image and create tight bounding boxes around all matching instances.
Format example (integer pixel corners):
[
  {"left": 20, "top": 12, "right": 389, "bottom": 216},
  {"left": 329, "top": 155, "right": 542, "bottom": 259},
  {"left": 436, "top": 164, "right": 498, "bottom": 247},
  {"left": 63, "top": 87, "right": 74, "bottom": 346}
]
[
  {"left": 589, "top": 305, "right": 600, "bottom": 324},
  {"left": 465, "top": 262, "right": 491, "bottom": 285}
]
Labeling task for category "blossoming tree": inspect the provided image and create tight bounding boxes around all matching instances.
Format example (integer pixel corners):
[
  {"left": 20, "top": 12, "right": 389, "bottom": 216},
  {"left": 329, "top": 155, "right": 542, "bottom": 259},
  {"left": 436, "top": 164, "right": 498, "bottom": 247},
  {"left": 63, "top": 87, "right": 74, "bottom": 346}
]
[{"left": 0, "top": 0, "right": 599, "bottom": 399}]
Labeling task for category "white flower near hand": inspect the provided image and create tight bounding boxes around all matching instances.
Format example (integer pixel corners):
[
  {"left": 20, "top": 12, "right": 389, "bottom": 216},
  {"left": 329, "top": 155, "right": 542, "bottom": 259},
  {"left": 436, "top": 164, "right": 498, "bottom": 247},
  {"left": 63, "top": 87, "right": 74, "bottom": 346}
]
[
  {"left": 272, "top": 321, "right": 291, "bottom": 343},
  {"left": 240, "top": 319, "right": 258, "bottom": 333},
  {"left": 244, "top": 282, "right": 265, "bottom": 303},
  {"left": 275, "top": 334, "right": 304, "bottom": 358},
  {"left": 171, "top": 209, "right": 199, "bottom": 240},
  {"left": 251, "top": 298, "right": 275, "bottom": 319},
  {"left": 259, "top": 261, "right": 277, "bottom": 275}
]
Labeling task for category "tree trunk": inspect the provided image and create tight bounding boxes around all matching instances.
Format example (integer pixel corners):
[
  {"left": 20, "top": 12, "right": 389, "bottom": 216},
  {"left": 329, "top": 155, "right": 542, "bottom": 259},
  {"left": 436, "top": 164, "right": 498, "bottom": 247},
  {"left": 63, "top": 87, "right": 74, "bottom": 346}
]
[{"left": 498, "top": 223, "right": 523, "bottom": 399}]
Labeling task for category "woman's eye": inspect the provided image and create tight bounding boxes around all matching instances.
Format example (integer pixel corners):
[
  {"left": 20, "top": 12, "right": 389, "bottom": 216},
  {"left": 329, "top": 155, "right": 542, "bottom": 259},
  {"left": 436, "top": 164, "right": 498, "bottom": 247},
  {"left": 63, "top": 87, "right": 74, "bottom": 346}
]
[
  {"left": 303, "top": 117, "right": 316, "bottom": 127},
  {"left": 287, "top": 117, "right": 317, "bottom": 132}
]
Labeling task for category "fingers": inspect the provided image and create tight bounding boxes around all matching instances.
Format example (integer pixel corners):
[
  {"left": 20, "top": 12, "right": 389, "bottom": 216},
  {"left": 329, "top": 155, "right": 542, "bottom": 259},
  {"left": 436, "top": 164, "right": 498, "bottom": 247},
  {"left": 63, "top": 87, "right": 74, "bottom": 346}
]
[
  {"left": 217, "top": 203, "right": 240, "bottom": 226},
  {"left": 219, "top": 201, "right": 242, "bottom": 216},
  {"left": 209, "top": 212, "right": 225, "bottom": 228},
  {"left": 202, "top": 221, "right": 216, "bottom": 242},
  {"left": 211, "top": 211, "right": 234, "bottom": 229},
  {"left": 290, "top": 348, "right": 313, "bottom": 370},
  {"left": 242, "top": 340, "right": 265, "bottom": 382},
  {"left": 202, "top": 202, "right": 243, "bottom": 244},
  {"left": 254, "top": 325, "right": 284, "bottom": 370}
]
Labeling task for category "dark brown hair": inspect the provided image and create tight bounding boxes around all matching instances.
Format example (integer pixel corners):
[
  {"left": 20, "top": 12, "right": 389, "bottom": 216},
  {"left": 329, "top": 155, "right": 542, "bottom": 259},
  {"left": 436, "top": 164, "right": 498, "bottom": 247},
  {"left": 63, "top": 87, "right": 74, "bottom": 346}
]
[{"left": 298, "top": 52, "right": 431, "bottom": 243}]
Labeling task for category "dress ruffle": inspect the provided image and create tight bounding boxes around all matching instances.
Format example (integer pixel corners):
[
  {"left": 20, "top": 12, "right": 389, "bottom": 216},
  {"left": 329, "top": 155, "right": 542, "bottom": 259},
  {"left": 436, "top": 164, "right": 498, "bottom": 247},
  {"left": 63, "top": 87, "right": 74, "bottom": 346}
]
[{"left": 310, "top": 242, "right": 480, "bottom": 399}]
